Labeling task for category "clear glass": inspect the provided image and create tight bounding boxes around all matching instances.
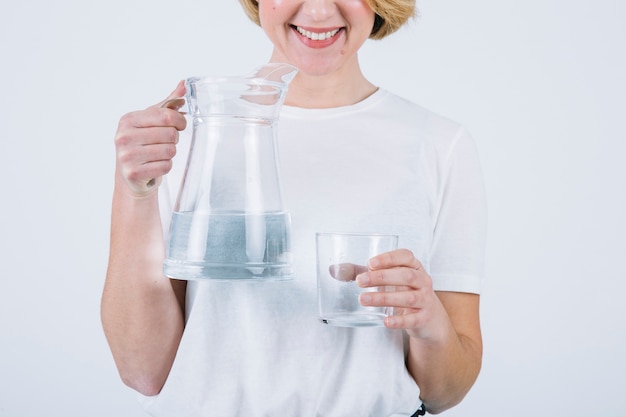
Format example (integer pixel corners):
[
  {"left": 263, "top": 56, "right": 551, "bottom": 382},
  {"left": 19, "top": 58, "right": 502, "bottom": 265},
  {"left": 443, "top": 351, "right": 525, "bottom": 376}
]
[
  {"left": 163, "top": 63, "right": 298, "bottom": 281},
  {"left": 316, "top": 233, "right": 399, "bottom": 327}
]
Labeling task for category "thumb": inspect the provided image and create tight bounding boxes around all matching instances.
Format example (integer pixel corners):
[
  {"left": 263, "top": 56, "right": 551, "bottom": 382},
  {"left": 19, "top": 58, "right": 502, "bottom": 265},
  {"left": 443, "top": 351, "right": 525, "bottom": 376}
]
[
  {"left": 167, "top": 79, "right": 186, "bottom": 100},
  {"left": 329, "top": 263, "right": 368, "bottom": 282},
  {"left": 152, "top": 80, "right": 186, "bottom": 109}
]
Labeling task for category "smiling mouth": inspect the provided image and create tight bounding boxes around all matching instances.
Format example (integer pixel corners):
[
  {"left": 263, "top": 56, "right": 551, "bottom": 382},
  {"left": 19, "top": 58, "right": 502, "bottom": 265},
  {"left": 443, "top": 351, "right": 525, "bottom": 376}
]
[{"left": 292, "top": 25, "right": 342, "bottom": 41}]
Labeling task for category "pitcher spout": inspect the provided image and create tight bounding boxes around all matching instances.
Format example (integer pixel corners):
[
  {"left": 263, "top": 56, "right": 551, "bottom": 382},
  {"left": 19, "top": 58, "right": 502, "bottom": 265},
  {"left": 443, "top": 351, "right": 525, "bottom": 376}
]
[
  {"left": 248, "top": 63, "right": 299, "bottom": 86},
  {"left": 183, "top": 63, "right": 298, "bottom": 119}
]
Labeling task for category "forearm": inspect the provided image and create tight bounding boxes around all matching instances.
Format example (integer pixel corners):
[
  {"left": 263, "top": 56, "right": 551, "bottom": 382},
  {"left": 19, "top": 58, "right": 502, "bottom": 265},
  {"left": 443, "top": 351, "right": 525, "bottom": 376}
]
[
  {"left": 101, "top": 179, "right": 185, "bottom": 395},
  {"left": 406, "top": 293, "right": 482, "bottom": 414}
]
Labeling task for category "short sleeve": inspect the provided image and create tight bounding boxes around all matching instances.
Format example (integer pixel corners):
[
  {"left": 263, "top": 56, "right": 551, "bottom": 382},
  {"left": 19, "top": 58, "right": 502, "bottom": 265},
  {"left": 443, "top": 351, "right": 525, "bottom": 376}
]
[{"left": 430, "top": 127, "right": 487, "bottom": 293}]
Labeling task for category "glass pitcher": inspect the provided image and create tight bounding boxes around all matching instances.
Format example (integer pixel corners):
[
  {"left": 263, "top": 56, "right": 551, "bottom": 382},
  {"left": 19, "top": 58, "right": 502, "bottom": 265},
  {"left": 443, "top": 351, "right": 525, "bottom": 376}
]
[{"left": 163, "top": 63, "right": 298, "bottom": 281}]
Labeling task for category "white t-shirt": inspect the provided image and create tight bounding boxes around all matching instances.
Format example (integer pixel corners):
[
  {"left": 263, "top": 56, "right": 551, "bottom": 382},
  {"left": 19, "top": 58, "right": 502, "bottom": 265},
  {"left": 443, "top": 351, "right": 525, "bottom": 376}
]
[{"left": 141, "top": 89, "right": 487, "bottom": 417}]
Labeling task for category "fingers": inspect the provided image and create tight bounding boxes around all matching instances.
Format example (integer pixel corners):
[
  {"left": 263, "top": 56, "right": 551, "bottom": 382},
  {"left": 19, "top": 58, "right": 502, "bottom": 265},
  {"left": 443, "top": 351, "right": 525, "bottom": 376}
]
[
  {"left": 355, "top": 249, "right": 449, "bottom": 336},
  {"left": 368, "top": 248, "right": 423, "bottom": 271},
  {"left": 384, "top": 310, "right": 431, "bottom": 331},
  {"left": 115, "top": 126, "right": 180, "bottom": 169},
  {"left": 359, "top": 286, "right": 423, "bottom": 311},
  {"left": 357, "top": 260, "right": 430, "bottom": 291},
  {"left": 328, "top": 249, "right": 418, "bottom": 283},
  {"left": 113, "top": 82, "right": 188, "bottom": 196},
  {"left": 357, "top": 272, "right": 434, "bottom": 332},
  {"left": 116, "top": 128, "right": 178, "bottom": 168},
  {"left": 356, "top": 258, "right": 431, "bottom": 306},
  {"left": 116, "top": 124, "right": 180, "bottom": 147},
  {"left": 355, "top": 249, "right": 434, "bottom": 331},
  {"left": 120, "top": 107, "right": 187, "bottom": 131}
]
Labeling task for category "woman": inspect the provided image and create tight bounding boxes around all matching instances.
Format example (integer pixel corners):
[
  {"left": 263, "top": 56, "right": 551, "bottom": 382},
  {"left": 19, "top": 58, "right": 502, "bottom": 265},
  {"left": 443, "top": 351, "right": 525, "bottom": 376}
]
[{"left": 101, "top": 1, "right": 487, "bottom": 416}]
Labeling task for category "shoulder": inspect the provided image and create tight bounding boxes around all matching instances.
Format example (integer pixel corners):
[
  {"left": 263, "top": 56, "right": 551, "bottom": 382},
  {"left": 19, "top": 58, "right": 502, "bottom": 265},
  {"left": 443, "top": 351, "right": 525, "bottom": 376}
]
[
  {"left": 375, "top": 90, "right": 472, "bottom": 155},
  {"left": 377, "top": 90, "right": 461, "bottom": 129}
]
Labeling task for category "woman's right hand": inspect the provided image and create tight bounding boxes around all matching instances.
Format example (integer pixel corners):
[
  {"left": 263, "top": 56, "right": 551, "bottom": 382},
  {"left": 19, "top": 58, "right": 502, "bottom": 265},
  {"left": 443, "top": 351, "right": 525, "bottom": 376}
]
[{"left": 114, "top": 81, "right": 187, "bottom": 197}]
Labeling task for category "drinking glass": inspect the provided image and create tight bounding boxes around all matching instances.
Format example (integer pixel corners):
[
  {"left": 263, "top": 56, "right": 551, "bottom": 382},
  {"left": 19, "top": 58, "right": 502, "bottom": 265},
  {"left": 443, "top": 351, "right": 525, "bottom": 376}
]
[{"left": 316, "top": 232, "right": 398, "bottom": 327}]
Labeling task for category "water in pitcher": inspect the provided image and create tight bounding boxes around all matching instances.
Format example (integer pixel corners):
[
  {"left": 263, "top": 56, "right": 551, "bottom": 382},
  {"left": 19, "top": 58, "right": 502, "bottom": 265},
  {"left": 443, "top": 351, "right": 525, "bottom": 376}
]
[{"left": 164, "top": 211, "right": 292, "bottom": 281}]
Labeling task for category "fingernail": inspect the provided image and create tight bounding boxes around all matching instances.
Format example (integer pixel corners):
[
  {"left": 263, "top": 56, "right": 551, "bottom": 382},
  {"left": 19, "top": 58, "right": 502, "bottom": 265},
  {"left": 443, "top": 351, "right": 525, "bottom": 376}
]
[
  {"left": 360, "top": 294, "right": 371, "bottom": 305},
  {"left": 369, "top": 258, "right": 380, "bottom": 268},
  {"left": 356, "top": 274, "right": 369, "bottom": 286}
]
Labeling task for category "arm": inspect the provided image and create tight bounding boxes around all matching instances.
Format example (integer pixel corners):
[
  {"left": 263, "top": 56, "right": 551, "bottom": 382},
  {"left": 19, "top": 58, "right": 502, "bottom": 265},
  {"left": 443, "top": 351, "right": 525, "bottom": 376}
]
[
  {"left": 357, "top": 250, "right": 482, "bottom": 414},
  {"left": 405, "top": 291, "right": 482, "bottom": 413},
  {"left": 101, "top": 82, "right": 187, "bottom": 396}
]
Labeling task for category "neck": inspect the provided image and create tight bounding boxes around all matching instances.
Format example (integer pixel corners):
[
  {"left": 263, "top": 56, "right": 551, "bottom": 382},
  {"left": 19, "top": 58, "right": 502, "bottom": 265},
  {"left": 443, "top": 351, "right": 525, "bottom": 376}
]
[{"left": 276, "top": 58, "right": 377, "bottom": 109}]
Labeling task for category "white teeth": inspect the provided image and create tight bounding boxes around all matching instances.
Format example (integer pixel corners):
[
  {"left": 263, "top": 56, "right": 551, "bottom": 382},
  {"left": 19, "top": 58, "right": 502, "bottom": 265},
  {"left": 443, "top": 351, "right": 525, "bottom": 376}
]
[{"left": 295, "top": 26, "right": 340, "bottom": 41}]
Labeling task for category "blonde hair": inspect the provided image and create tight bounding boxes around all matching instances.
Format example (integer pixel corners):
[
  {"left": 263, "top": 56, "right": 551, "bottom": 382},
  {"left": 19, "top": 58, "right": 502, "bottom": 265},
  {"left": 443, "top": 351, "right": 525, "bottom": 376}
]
[{"left": 238, "top": 0, "right": 416, "bottom": 40}]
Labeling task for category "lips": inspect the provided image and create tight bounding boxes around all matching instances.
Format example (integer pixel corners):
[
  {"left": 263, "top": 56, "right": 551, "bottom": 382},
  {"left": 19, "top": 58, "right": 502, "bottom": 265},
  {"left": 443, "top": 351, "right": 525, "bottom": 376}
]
[{"left": 291, "top": 25, "right": 344, "bottom": 48}]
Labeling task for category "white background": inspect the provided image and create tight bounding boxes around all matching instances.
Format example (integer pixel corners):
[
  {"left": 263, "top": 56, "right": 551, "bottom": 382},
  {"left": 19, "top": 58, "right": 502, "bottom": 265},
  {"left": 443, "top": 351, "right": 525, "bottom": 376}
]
[{"left": 1, "top": 0, "right": 625, "bottom": 416}]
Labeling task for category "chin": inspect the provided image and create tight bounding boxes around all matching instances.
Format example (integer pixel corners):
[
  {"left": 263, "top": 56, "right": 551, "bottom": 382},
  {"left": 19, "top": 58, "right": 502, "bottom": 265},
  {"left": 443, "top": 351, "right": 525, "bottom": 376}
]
[{"left": 293, "top": 59, "right": 341, "bottom": 78}]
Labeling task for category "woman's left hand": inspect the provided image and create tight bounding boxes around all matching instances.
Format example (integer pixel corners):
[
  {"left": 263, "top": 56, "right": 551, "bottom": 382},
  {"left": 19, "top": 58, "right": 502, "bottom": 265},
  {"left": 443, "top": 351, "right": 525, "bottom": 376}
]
[{"left": 356, "top": 248, "right": 448, "bottom": 340}]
